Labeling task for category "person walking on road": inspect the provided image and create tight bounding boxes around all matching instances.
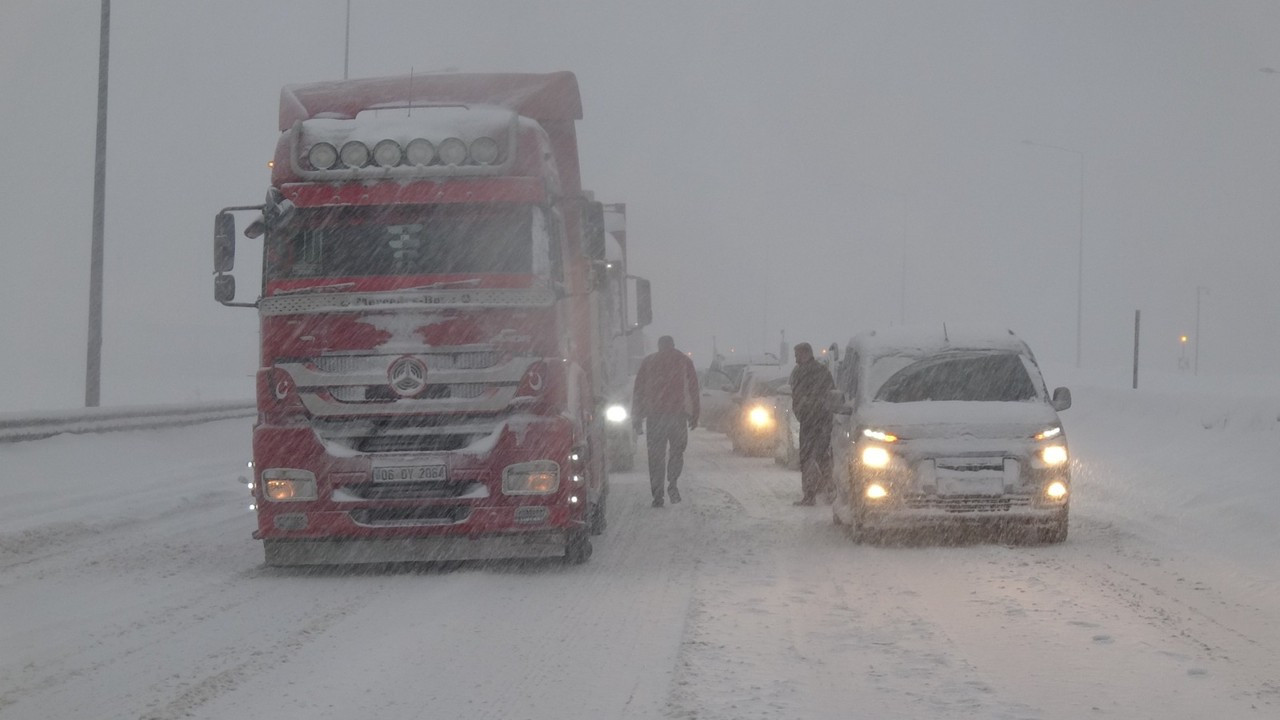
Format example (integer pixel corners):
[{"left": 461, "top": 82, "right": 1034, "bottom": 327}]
[
  {"left": 632, "top": 335, "right": 700, "bottom": 507},
  {"left": 789, "top": 342, "right": 835, "bottom": 506}
]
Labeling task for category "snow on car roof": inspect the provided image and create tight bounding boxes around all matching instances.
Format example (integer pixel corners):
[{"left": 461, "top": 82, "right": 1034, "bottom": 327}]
[{"left": 846, "top": 325, "right": 1033, "bottom": 358}]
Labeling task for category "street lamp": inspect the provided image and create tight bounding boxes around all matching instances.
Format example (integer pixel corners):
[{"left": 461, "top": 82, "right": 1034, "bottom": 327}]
[
  {"left": 1023, "top": 140, "right": 1085, "bottom": 368},
  {"left": 1194, "top": 286, "right": 1209, "bottom": 375}
]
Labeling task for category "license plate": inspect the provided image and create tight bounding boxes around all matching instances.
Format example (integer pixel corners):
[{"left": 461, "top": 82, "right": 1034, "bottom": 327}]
[{"left": 373, "top": 464, "right": 448, "bottom": 483}]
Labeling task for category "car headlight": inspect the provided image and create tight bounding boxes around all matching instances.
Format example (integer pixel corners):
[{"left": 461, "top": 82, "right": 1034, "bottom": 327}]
[
  {"left": 261, "top": 468, "right": 318, "bottom": 502},
  {"left": 861, "top": 446, "right": 891, "bottom": 468},
  {"left": 605, "top": 404, "right": 628, "bottom": 423},
  {"left": 747, "top": 405, "right": 772, "bottom": 428},
  {"left": 861, "top": 428, "right": 898, "bottom": 443},
  {"left": 502, "top": 460, "right": 560, "bottom": 495},
  {"left": 1034, "top": 426, "right": 1062, "bottom": 441},
  {"left": 1041, "top": 445, "right": 1069, "bottom": 466}
]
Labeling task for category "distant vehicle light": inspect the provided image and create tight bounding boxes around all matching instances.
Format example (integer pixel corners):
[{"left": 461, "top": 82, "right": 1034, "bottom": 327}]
[
  {"left": 861, "top": 446, "right": 891, "bottom": 468},
  {"left": 405, "top": 138, "right": 435, "bottom": 165},
  {"left": 748, "top": 405, "right": 772, "bottom": 428},
  {"left": 469, "top": 137, "right": 500, "bottom": 165},
  {"left": 605, "top": 404, "right": 629, "bottom": 423},
  {"left": 372, "top": 139, "right": 403, "bottom": 167},
  {"left": 307, "top": 142, "right": 338, "bottom": 170},
  {"left": 1041, "top": 445, "right": 1068, "bottom": 466},
  {"left": 339, "top": 141, "right": 370, "bottom": 168},
  {"left": 438, "top": 137, "right": 468, "bottom": 165}
]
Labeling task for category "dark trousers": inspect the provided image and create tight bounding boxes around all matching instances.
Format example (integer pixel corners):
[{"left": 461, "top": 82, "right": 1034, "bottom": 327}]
[
  {"left": 644, "top": 413, "right": 688, "bottom": 501},
  {"left": 798, "top": 418, "right": 833, "bottom": 500}
]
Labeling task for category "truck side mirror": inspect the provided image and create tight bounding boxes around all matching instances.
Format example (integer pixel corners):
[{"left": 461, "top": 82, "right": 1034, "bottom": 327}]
[
  {"left": 582, "top": 201, "right": 606, "bottom": 261},
  {"left": 214, "top": 212, "right": 236, "bottom": 272},
  {"left": 214, "top": 273, "right": 236, "bottom": 304},
  {"left": 1051, "top": 386, "right": 1072, "bottom": 411},
  {"left": 634, "top": 277, "right": 653, "bottom": 328}
]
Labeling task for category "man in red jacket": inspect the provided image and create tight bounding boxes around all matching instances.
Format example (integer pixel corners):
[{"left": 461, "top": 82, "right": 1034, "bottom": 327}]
[{"left": 632, "top": 336, "right": 700, "bottom": 507}]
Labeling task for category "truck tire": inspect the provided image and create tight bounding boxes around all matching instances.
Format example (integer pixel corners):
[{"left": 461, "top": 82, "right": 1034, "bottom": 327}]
[
  {"left": 564, "top": 530, "right": 593, "bottom": 564},
  {"left": 588, "top": 491, "right": 608, "bottom": 536}
]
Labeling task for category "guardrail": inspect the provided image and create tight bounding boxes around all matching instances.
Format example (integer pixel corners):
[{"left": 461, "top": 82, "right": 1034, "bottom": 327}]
[{"left": 0, "top": 400, "right": 256, "bottom": 443}]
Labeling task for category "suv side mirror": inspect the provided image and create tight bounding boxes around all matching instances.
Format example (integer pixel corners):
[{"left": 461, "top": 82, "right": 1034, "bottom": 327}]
[
  {"left": 1051, "top": 386, "right": 1072, "bottom": 411},
  {"left": 214, "top": 212, "right": 236, "bottom": 272}
]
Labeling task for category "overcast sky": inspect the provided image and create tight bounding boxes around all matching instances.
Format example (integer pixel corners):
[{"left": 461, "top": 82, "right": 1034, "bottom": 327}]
[{"left": 2, "top": 0, "right": 1278, "bottom": 412}]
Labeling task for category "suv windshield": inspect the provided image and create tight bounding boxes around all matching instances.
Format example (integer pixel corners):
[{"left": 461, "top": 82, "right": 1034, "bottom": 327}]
[
  {"left": 874, "top": 352, "right": 1038, "bottom": 403},
  {"left": 267, "top": 204, "right": 542, "bottom": 280}
]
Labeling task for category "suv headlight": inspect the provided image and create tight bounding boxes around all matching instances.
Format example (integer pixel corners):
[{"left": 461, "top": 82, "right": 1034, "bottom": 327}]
[
  {"left": 502, "top": 460, "right": 560, "bottom": 495},
  {"left": 1041, "top": 445, "right": 1069, "bottom": 466},
  {"left": 861, "top": 446, "right": 892, "bottom": 468}
]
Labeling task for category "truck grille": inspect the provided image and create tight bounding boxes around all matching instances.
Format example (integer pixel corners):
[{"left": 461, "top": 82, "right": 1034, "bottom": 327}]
[
  {"left": 349, "top": 507, "right": 471, "bottom": 527},
  {"left": 313, "top": 351, "right": 501, "bottom": 373},
  {"left": 357, "top": 434, "right": 478, "bottom": 453},
  {"left": 339, "top": 481, "right": 485, "bottom": 501}
]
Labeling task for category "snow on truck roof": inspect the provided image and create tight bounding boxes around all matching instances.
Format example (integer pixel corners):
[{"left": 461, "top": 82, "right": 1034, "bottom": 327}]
[
  {"left": 847, "top": 325, "right": 1034, "bottom": 358},
  {"left": 280, "top": 72, "right": 582, "bottom": 131}
]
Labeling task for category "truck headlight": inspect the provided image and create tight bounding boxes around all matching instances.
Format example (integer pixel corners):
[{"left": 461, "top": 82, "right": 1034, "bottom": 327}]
[
  {"left": 861, "top": 446, "right": 891, "bottom": 468},
  {"left": 1041, "top": 445, "right": 1069, "bottom": 466},
  {"left": 865, "top": 483, "right": 888, "bottom": 499},
  {"left": 1045, "top": 481, "right": 1068, "bottom": 499},
  {"left": 502, "top": 460, "right": 560, "bottom": 495},
  {"left": 605, "top": 404, "right": 628, "bottom": 423},
  {"left": 261, "top": 469, "right": 318, "bottom": 502}
]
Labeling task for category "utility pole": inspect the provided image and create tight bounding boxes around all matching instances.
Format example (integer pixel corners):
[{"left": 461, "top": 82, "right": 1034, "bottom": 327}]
[
  {"left": 1194, "top": 285, "right": 1209, "bottom": 375},
  {"left": 86, "top": 0, "right": 110, "bottom": 407},
  {"left": 343, "top": 0, "right": 351, "bottom": 79}
]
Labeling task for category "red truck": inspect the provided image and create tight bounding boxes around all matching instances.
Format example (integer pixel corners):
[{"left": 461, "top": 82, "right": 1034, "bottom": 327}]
[{"left": 212, "top": 72, "right": 642, "bottom": 565}]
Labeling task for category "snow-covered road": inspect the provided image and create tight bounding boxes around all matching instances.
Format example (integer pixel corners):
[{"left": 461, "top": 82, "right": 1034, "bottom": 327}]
[{"left": 2, "top": 382, "right": 1277, "bottom": 719}]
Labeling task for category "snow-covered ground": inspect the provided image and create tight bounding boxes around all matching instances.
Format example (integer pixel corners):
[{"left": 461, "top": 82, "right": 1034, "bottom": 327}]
[{"left": 1, "top": 375, "right": 1277, "bottom": 719}]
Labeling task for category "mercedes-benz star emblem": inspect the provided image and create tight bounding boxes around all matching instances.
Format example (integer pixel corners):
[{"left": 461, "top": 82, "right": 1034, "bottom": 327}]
[{"left": 387, "top": 355, "right": 429, "bottom": 398}]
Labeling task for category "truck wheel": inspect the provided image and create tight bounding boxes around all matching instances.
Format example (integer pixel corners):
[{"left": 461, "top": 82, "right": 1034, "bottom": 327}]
[
  {"left": 589, "top": 493, "right": 608, "bottom": 536},
  {"left": 564, "top": 531, "right": 593, "bottom": 564}
]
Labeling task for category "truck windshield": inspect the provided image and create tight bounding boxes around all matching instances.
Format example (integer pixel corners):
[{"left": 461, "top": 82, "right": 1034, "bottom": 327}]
[
  {"left": 267, "top": 204, "right": 546, "bottom": 280},
  {"left": 874, "top": 352, "right": 1038, "bottom": 403}
]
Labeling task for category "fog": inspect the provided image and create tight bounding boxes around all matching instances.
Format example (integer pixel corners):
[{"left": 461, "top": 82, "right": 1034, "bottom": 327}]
[{"left": 3, "top": 0, "right": 1278, "bottom": 412}]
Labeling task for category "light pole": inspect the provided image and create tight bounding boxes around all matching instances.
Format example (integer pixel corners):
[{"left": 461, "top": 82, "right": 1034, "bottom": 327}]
[
  {"left": 86, "top": 0, "right": 110, "bottom": 407},
  {"left": 1023, "top": 140, "right": 1085, "bottom": 368},
  {"left": 1194, "top": 286, "right": 1209, "bottom": 375}
]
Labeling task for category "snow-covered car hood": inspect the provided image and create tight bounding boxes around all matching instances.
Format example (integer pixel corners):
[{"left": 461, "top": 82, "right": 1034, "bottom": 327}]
[{"left": 857, "top": 400, "right": 1061, "bottom": 440}]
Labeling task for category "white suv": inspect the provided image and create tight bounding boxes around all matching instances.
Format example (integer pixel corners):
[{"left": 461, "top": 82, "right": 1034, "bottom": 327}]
[{"left": 830, "top": 326, "right": 1072, "bottom": 543}]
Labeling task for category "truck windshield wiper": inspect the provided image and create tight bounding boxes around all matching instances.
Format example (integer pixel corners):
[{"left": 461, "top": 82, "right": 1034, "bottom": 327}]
[
  {"left": 272, "top": 282, "right": 357, "bottom": 296},
  {"left": 403, "top": 279, "right": 484, "bottom": 290}
]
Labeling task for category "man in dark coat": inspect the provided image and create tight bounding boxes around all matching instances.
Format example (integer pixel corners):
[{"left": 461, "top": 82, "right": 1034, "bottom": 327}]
[
  {"left": 789, "top": 342, "right": 835, "bottom": 506},
  {"left": 632, "top": 335, "right": 700, "bottom": 507}
]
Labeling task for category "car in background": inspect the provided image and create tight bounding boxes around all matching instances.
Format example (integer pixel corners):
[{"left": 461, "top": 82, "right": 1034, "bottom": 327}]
[
  {"left": 728, "top": 369, "right": 791, "bottom": 456},
  {"left": 771, "top": 384, "right": 801, "bottom": 470},
  {"left": 830, "top": 326, "right": 1073, "bottom": 543},
  {"left": 698, "top": 367, "right": 739, "bottom": 433}
]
